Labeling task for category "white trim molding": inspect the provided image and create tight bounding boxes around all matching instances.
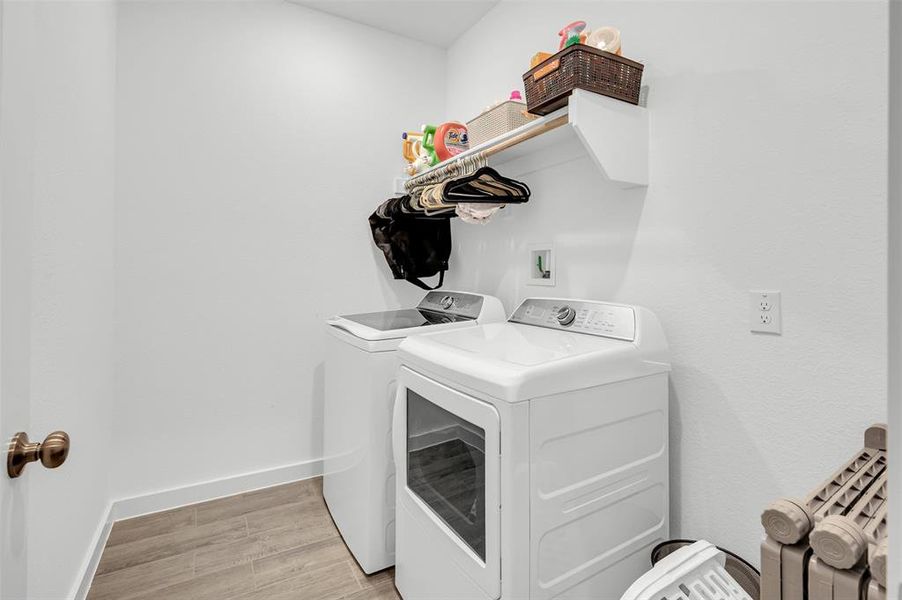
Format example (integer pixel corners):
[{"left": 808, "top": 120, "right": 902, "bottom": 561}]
[
  {"left": 110, "top": 459, "right": 324, "bottom": 522},
  {"left": 72, "top": 506, "right": 115, "bottom": 600}
]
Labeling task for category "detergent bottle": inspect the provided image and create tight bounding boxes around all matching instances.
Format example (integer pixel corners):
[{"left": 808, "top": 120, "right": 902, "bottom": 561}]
[
  {"left": 401, "top": 131, "right": 423, "bottom": 164},
  {"left": 558, "top": 20, "right": 587, "bottom": 49},
  {"left": 422, "top": 122, "right": 469, "bottom": 165},
  {"left": 401, "top": 131, "right": 432, "bottom": 175}
]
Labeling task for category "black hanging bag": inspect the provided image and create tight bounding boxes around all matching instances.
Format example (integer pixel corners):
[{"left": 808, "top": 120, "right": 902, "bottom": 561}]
[{"left": 369, "top": 196, "right": 452, "bottom": 290}]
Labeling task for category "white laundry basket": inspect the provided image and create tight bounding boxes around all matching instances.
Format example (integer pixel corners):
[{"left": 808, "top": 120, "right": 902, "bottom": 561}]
[{"left": 621, "top": 541, "right": 753, "bottom": 600}]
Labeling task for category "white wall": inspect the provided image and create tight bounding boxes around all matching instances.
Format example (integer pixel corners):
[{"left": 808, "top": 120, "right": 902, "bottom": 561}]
[
  {"left": 888, "top": 0, "right": 900, "bottom": 595},
  {"left": 0, "top": 0, "right": 117, "bottom": 597},
  {"left": 443, "top": 1, "right": 888, "bottom": 565},
  {"left": 113, "top": 1, "right": 446, "bottom": 500}
]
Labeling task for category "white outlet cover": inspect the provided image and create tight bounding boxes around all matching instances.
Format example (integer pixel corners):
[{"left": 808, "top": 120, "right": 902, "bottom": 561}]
[{"left": 750, "top": 290, "right": 782, "bottom": 334}]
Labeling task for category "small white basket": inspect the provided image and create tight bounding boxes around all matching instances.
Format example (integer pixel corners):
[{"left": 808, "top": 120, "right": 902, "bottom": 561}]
[
  {"left": 621, "top": 541, "right": 753, "bottom": 600},
  {"left": 466, "top": 100, "right": 536, "bottom": 147}
]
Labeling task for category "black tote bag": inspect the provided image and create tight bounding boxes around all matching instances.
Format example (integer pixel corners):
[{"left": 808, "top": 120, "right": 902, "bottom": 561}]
[{"left": 369, "top": 197, "right": 452, "bottom": 290}]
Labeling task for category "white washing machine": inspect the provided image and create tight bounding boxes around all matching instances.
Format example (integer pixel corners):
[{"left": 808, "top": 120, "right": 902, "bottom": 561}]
[
  {"left": 392, "top": 297, "right": 671, "bottom": 599},
  {"left": 324, "top": 291, "right": 505, "bottom": 574}
]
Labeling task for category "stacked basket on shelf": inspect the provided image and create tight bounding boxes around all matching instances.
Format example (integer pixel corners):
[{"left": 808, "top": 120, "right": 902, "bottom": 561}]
[
  {"left": 466, "top": 92, "right": 536, "bottom": 148},
  {"left": 522, "top": 44, "right": 644, "bottom": 115}
]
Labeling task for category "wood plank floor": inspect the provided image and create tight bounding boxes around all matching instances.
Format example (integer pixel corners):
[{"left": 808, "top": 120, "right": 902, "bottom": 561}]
[{"left": 88, "top": 478, "right": 400, "bottom": 600}]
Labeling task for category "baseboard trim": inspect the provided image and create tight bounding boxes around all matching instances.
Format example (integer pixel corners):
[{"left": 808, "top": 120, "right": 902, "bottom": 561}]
[
  {"left": 110, "top": 459, "right": 324, "bottom": 522},
  {"left": 72, "top": 459, "right": 324, "bottom": 599},
  {"left": 73, "top": 502, "right": 114, "bottom": 600}
]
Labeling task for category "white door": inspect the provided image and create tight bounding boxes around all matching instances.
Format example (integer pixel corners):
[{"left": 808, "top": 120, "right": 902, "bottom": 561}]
[
  {"left": 394, "top": 367, "right": 501, "bottom": 599},
  {"left": 0, "top": 1, "right": 116, "bottom": 596},
  {"left": 0, "top": 0, "right": 32, "bottom": 594},
  {"left": 0, "top": 2, "right": 75, "bottom": 596}
]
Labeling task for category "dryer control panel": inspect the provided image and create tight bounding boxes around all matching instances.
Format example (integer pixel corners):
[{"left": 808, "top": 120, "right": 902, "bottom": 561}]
[
  {"left": 509, "top": 298, "right": 637, "bottom": 341},
  {"left": 417, "top": 291, "right": 485, "bottom": 319}
]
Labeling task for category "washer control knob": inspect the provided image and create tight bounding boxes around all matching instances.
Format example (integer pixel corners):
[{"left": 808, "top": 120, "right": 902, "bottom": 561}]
[
  {"left": 440, "top": 295, "right": 454, "bottom": 310},
  {"left": 556, "top": 306, "right": 576, "bottom": 326}
]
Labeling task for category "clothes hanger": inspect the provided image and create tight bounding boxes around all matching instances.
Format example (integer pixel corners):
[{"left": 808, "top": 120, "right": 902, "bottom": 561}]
[
  {"left": 402, "top": 151, "right": 495, "bottom": 216},
  {"left": 476, "top": 167, "right": 530, "bottom": 197},
  {"left": 445, "top": 166, "right": 530, "bottom": 199},
  {"left": 441, "top": 167, "right": 530, "bottom": 204}
]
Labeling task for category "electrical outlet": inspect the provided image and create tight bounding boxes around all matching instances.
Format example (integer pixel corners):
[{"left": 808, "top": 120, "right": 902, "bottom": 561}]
[{"left": 750, "top": 291, "right": 781, "bottom": 334}]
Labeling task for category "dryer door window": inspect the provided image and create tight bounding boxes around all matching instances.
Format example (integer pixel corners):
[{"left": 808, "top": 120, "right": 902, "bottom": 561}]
[{"left": 406, "top": 389, "right": 486, "bottom": 561}]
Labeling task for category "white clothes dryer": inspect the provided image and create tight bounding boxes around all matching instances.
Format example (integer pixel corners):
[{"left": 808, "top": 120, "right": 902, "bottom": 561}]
[
  {"left": 392, "top": 298, "right": 671, "bottom": 599},
  {"left": 324, "top": 291, "right": 505, "bottom": 574}
]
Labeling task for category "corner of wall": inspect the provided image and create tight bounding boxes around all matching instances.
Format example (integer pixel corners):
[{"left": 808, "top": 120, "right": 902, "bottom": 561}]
[
  {"left": 71, "top": 502, "right": 115, "bottom": 600},
  {"left": 886, "top": 0, "right": 900, "bottom": 595}
]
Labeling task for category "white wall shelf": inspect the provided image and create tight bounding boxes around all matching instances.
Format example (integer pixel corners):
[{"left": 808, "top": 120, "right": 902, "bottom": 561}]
[{"left": 407, "top": 89, "right": 648, "bottom": 189}]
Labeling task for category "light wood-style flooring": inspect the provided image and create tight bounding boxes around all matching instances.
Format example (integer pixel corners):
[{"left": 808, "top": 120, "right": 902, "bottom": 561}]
[{"left": 88, "top": 478, "right": 400, "bottom": 600}]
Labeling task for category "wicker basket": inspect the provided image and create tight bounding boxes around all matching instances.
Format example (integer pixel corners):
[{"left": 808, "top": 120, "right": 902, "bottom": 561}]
[
  {"left": 522, "top": 44, "right": 643, "bottom": 115},
  {"left": 466, "top": 100, "right": 536, "bottom": 147}
]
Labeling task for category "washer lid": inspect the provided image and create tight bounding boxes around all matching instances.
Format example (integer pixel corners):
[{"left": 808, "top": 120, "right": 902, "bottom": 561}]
[
  {"left": 328, "top": 311, "right": 476, "bottom": 341},
  {"left": 339, "top": 308, "right": 473, "bottom": 332},
  {"left": 398, "top": 298, "right": 670, "bottom": 402},
  {"left": 326, "top": 291, "right": 502, "bottom": 342}
]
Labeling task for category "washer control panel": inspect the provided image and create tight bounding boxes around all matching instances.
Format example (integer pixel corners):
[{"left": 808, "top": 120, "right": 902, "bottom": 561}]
[
  {"left": 509, "top": 298, "right": 636, "bottom": 341},
  {"left": 418, "top": 291, "right": 485, "bottom": 319}
]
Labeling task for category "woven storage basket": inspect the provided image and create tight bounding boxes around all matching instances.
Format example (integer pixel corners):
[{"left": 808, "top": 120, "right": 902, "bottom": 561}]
[
  {"left": 466, "top": 101, "right": 536, "bottom": 147},
  {"left": 522, "top": 44, "right": 643, "bottom": 115}
]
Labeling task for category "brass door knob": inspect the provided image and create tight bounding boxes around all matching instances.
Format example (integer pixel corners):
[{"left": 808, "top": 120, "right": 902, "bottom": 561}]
[{"left": 7, "top": 431, "right": 70, "bottom": 478}]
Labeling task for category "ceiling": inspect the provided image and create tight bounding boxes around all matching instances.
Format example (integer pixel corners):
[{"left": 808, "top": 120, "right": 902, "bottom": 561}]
[{"left": 290, "top": 1, "right": 500, "bottom": 48}]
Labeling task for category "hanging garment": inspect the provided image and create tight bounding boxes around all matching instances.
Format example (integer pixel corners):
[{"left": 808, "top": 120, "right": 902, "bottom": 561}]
[
  {"left": 456, "top": 203, "right": 506, "bottom": 225},
  {"left": 369, "top": 196, "right": 452, "bottom": 290}
]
